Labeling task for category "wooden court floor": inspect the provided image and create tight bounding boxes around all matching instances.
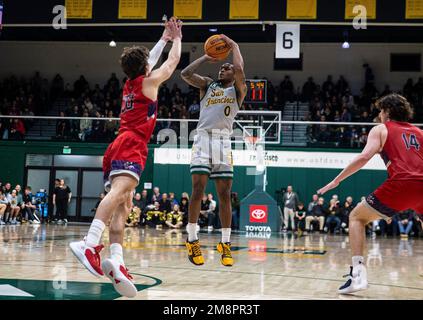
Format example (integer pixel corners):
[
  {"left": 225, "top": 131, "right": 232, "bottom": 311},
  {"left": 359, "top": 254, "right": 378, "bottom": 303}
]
[{"left": 0, "top": 224, "right": 422, "bottom": 300}]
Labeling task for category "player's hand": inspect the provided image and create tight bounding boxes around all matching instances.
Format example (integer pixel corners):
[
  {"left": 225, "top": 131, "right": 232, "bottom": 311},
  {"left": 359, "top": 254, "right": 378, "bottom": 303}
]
[
  {"left": 317, "top": 180, "right": 339, "bottom": 195},
  {"left": 168, "top": 16, "right": 182, "bottom": 40},
  {"left": 219, "top": 34, "right": 236, "bottom": 48},
  {"left": 161, "top": 19, "right": 172, "bottom": 42},
  {"left": 203, "top": 54, "right": 219, "bottom": 63}
]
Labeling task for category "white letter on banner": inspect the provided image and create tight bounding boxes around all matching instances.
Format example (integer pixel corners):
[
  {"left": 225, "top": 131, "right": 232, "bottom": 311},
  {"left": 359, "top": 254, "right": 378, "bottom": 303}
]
[{"left": 276, "top": 24, "right": 300, "bottom": 59}]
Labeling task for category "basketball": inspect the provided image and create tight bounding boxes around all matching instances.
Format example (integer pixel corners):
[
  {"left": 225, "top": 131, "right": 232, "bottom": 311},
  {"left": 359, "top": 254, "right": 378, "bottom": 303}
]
[{"left": 204, "top": 35, "right": 231, "bottom": 60}]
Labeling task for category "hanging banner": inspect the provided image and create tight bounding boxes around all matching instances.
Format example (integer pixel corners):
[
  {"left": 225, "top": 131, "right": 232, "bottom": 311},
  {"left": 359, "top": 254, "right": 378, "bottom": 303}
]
[
  {"left": 276, "top": 24, "right": 300, "bottom": 59},
  {"left": 229, "top": 0, "right": 259, "bottom": 20},
  {"left": 118, "top": 0, "right": 147, "bottom": 19},
  {"left": 65, "top": 0, "right": 93, "bottom": 19},
  {"left": 406, "top": 0, "right": 423, "bottom": 19},
  {"left": 345, "top": 0, "right": 376, "bottom": 19},
  {"left": 287, "top": 0, "right": 317, "bottom": 19},
  {"left": 174, "top": 0, "right": 202, "bottom": 19}
]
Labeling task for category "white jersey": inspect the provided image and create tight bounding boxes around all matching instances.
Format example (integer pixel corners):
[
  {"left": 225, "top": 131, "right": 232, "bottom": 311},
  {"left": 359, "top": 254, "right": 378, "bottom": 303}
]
[{"left": 196, "top": 81, "right": 239, "bottom": 135}]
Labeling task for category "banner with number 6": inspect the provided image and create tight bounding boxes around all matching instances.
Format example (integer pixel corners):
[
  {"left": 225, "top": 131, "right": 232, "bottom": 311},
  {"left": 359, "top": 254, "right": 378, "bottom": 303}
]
[{"left": 276, "top": 24, "right": 300, "bottom": 59}]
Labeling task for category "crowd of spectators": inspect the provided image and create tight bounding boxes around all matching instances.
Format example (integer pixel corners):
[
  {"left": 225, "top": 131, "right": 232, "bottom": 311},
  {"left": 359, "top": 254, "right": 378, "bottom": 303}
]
[
  {"left": 1, "top": 68, "right": 422, "bottom": 145},
  {"left": 0, "top": 181, "right": 42, "bottom": 225},
  {"left": 280, "top": 185, "right": 423, "bottom": 239},
  {"left": 100, "top": 187, "right": 240, "bottom": 231},
  {"left": 2, "top": 178, "right": 422, "bottom": 239}
]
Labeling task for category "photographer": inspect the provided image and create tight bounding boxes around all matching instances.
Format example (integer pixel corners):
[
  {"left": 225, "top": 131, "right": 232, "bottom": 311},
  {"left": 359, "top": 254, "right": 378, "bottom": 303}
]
[{"left": 324, "top": 199, "right": 342, "bottom": 234}]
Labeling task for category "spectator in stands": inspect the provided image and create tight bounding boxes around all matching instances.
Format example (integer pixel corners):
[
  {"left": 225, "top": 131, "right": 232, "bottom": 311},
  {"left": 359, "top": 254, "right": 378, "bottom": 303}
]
[
  {"left": 206, "top": 193, "right": 217, "bottom": 231},
  {"left": 282, "top": 185, "right": 299, "bottom": 232},
  {"left": 126, "top": 203, "right": 141, "bottom": 227},
  {"left": 324, "top": 199, "right": 342, "bottom": 234},
  {"left": 295, "top": 202, "right": 306, "bottom": 237},
  {"left": 165, "top": 204, "right": 184, "bottom": 229},
  {"left": 15, "top": 185, "right": 23, "bottom": 206},
  {"left": 159, "top": 193, "right": 172, "bottom": 215},
  {"left": 104, "top": 110, "right": 118, "bottom": 142},
  {"left": 341, "top": 107, "right": 352, "bottom": 122},
  {"left": 90, "top": 110, "right": 105, "bottom": 142},
  {"left": 306, "top": 197, "right": 326, "bottom": 233},
  {"left": 307, "top": 194, "right": 319, "bottom": 214},
  {"left": 52, "top": 179, "right": 71, "bottom": 224},
  {"left": 7, "top": 189, "right": 21, "bottom": 225},
  {"left": 79, "top": 110, "right": 92, "bottom": 141},
  {"left": 145, "top": 201, "right": 166, "bottom": 229},
  {"left": 9, "top": 118, "right": 25, "bottom": 140},
  {"left": 0, "top": 190, "right": 7, "bottom": 225},
  {"left": 198, "top": 193, "right": 210, "bottom": 228},
  {"left": 231, "top": 192, "right": 240, "bottom": 230},
  {"left": 302, "top": 77, "right": 317, "bottom": 102},
  {"left": 151, "top": 187, "right": 161, "bottom": 203},
  {"left": 136, "top": 190, "right": 149, "bottom": 213},
  {"left": 397, "top": 210, "right": 415, "bottom": 239},
  {"left": 279, "top": 75, "right": 294, "bottom": 103},
  {"left": 169, "top": 192, "right": 179, "bottom": 206},
  {"left": 92, "top": 192, "right": 105, "bottom": 214},
  {"left": 56, "top": 111, "right": 69, "bottom": 139},
  {"left": 179, "top": 195, "right": 189, "bottom": 226},
  {"left": 3, "top": 182, "right": 12, "bottom": 196},
  {"left": 188, "top": 98, "right": 200, "bottom": 119},
  {"left": 21, "top": 186, "right": 39, "bottom": 224},
  {"left": 340, "top": 200, "right": 353, "bottom": 233}
]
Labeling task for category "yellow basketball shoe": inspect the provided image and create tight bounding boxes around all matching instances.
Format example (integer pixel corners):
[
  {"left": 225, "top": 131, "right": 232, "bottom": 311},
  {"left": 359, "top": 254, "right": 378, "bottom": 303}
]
[
  {"left": 217, "top": 242, "right": 234, "bottom": 267},
  {"left": 185, "top": 239, "right": 205, "bottom": 266}
]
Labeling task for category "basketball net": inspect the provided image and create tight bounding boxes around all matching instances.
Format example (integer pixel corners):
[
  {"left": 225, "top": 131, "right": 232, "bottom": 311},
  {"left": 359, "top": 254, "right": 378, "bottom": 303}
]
[{"left": 244, "top": 134, "right": 266, "bottom": 175}]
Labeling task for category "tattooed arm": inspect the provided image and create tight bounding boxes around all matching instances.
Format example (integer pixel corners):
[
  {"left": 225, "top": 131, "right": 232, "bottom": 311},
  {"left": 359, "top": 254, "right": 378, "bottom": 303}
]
[
  {"left": 220, "top": 35, "right": 247, "bottom": 106},
  {"left": 181, "top": 55, "right": 215, "bottom": 98}
]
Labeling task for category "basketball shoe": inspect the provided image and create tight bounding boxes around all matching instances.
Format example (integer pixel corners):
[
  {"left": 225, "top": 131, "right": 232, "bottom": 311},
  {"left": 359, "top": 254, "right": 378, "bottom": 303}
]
[
  {"left": 69, "top": 239, "right": 104, "bottom": 277},
  {"left": 338, "top": 263, "right": 368, "bottom": 294},
  {"left": 185, "top": 239, "right": 205, "bottom": 265},
  {"left": 217, "top": 242, "right": 234, "bottom": 267},
  {"left": 102, "top": 258, "right": 137, "bottom": 298}
]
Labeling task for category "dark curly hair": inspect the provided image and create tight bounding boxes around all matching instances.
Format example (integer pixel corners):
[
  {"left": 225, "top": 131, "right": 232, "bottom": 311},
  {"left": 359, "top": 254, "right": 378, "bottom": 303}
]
[
  {"left": 119, "top": 46, "right": 149, "bottom": 80},
  {"left": 375, "top": 93, "right": 413, "bottom": 122}
]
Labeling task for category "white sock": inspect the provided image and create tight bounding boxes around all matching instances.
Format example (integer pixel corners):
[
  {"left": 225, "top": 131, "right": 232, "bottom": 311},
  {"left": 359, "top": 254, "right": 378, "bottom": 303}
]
[
  {"left": 110, "top": 243, "right": 125, "bottom": 266},
  {"left": 187, "top": 223, "right": 198, "bottom": 242},
  {"left": 221, "top": 228, "right": 231, "bottom": 243},
  {"left": 352, "top": 256, "right": 364, "bottom": 267},
  {"left": 86, "top": 219, "right": 106, "bottom": 247}
]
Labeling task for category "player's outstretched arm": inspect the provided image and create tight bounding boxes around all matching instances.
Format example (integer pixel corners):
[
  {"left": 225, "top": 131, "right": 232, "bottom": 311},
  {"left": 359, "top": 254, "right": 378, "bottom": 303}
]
[
  {"left": 317, "top": 124, "right": 385, "bottom": 195},
  {"left": 143, "top": 20, "right": 182, "bottom": 98},
  {"left": 181, "top": 55, "right": 214, "bottom": 91},
  {"left": 147, "top": 18, "right": 173, "bottom": 73},
  {"left": 220, "top": 34, "right": 247, "bottom": 105}
]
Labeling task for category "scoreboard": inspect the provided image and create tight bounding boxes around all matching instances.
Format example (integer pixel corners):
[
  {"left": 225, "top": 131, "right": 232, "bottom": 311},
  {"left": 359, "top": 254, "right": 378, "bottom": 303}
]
[{"left": 245, "top": 79, "right": 267, "bottom": 104}]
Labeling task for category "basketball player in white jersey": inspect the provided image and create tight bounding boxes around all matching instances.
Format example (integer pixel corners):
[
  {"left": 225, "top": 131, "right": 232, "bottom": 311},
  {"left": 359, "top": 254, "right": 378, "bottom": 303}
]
[{"left": 181, "top": 35, "right": 247, "bottom": 267}]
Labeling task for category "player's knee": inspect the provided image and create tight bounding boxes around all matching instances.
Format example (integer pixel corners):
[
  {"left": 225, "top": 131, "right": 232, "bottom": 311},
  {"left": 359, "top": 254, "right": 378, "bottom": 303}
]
[
  {"left": 191, "top": 183, "right": 206, "bottom": 200},
  {"left": 110, "top": 189, "right": 131, "bottom": 205},
  {"left": 217, "top": 188, "right": 231, "bottom": 201}
]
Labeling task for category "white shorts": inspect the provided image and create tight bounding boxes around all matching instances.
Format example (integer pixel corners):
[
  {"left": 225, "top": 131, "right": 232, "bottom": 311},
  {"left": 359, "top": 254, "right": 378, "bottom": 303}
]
[{"left": 190, "top": 133, "right": 233, "bottom": 179}]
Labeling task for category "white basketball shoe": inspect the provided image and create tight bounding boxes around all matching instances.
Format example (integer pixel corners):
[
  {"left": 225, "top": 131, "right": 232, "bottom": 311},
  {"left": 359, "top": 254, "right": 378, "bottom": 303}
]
[
  {"left": 102, "top": 258, "right": 137, "bottom": 298},
  {"left": 338, "top": 263, "right": 368, "bottom": 294}
]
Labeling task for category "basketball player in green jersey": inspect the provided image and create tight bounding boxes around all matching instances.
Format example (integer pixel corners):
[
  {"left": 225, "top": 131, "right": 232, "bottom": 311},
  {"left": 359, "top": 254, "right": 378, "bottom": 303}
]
[{"left": 181, "top": 35, "right": 247, "bottom": 267}]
